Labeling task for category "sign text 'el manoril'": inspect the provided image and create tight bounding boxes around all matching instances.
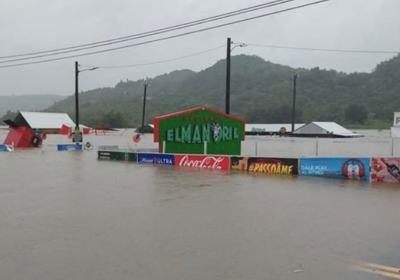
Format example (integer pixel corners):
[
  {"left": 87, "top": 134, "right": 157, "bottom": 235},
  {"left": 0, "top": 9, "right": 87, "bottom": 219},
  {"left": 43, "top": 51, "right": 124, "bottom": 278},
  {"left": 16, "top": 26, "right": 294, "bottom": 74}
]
[{"left": 166, "top": 123, "right": 239, "bottom": 144}]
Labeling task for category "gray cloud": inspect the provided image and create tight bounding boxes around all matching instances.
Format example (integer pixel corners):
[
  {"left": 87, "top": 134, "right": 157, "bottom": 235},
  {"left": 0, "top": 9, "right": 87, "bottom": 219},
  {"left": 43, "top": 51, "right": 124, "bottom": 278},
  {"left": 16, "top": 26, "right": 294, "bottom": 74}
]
[{"left": 0, "top": 0, "right": 399, "bottom": 96}]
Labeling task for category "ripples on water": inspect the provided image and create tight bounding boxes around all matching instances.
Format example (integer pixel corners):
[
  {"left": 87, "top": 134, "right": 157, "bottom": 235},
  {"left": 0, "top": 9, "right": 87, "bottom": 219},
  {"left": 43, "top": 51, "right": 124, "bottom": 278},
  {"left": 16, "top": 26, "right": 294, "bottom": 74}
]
[{"left": 1, "top": 130, "right": 400, "bottom": 280}]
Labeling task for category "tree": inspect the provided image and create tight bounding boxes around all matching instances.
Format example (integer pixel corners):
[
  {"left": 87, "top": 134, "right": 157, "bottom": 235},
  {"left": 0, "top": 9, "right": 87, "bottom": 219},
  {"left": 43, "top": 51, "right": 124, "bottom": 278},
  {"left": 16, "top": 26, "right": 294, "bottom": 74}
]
[
  {"left": 38, "top": 54, "right": 400, "bottom": 128},
  {"left": 101, "top": 110, "right": 127, "bottom": 128},
  {"left": 345, "top": 104, "right": 367, "bottom": 124}
]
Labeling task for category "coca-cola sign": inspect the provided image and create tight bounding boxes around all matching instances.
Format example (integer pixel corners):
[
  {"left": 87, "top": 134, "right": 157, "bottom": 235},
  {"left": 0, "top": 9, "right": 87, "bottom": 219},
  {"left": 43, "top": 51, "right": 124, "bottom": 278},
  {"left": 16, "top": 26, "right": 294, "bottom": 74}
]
[{"left": 175, "top": 155, "right": 230, "bottom": 170}]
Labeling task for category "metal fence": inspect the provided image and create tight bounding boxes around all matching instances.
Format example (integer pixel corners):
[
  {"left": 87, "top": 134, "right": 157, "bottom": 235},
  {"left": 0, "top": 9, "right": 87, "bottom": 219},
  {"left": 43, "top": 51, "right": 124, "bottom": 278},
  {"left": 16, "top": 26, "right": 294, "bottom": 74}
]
[{"left": 242, "top": 136, "right": 400, "bottom": 158}]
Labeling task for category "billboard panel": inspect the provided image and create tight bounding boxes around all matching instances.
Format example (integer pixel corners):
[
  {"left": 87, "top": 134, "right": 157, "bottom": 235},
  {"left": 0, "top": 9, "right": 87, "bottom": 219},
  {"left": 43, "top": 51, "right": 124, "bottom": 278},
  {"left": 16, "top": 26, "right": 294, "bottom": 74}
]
[
  {"left": 300, "top": 158, "right": 370, "bottom": 181},
  {"left": 247, "top": 157, "right": 299, "bottom": 175},
  {"left": 371, "top": 158, "right": 400, "bottom": 183},
  {"left": 137, "top": 153, "right": 175, "bottom": 165},
  {"left": 98, "top": 151, "right": 137, "bottom": 162},
  {"left": 175, "top": 155, "right": 230, "bottom": 170},
  {"left": 393, "top": 112, "right": 400, "bottom": 127},
  {"left": 230, "top": 157, "right": 249, "bottom": 171}
]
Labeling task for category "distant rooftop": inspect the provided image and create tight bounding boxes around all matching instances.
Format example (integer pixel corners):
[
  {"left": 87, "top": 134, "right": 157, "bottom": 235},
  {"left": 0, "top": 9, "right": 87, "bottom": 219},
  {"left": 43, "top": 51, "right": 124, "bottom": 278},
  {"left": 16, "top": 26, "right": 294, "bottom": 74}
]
[
  {"left": 19, "top": 111, "right": 75, "bottom": 129},
  {"left": 294, "top": 122, "right": 363, "bottom": 137},
  {"left": 246, "top": 123, "right": 305, "bottom": 133}
]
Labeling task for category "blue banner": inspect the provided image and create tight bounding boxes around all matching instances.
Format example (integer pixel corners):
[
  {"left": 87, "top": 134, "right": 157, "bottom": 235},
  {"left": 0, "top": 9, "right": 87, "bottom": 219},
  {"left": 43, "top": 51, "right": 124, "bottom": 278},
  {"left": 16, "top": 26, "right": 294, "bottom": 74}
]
[
  {"left": 57, "top": 143, "right": 83, "bottom": 151},
  {"left": 137, "top": 153, "right": 175, "bottom": 165},
  {"left": 0, "top": 144, "right": 11, "bottom": 152},
  {"left": 300, "top": 158, "right": 370, "bottom": 181}
]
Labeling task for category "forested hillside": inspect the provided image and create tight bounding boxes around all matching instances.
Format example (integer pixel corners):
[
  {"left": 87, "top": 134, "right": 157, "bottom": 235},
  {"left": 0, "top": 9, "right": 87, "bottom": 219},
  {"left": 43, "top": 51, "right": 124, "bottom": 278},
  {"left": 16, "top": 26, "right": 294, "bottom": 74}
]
[{"left": 5, "top": 54, "right": 400, "bottom": 128}]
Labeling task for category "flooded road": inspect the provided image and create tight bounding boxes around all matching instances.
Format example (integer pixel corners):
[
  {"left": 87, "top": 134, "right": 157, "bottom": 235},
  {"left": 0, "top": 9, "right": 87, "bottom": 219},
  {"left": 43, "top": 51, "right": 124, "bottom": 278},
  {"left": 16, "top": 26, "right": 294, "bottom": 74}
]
[{"left": 1, "top": 131, "right": 400, "bottom": 279}]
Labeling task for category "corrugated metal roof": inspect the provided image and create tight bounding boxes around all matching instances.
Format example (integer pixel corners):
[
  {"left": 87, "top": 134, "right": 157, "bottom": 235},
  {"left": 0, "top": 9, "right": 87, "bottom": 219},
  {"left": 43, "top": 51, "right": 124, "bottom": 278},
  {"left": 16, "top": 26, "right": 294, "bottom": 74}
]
[
  {"left": 246, "top": 123, "right": 305, "bottom": 133},
  {"left": 20, "top": 111, "right": 75, "bottom": 129},
  {"left": 295, "top": 122, "right": 362, "bottom": 137}
]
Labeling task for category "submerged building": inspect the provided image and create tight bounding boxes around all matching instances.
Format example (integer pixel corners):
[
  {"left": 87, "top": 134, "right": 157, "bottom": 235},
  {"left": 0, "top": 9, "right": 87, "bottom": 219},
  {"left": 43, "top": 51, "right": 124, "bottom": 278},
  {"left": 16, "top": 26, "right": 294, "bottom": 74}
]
[
  {"left": 3, "top": 111, "right": 81, "bottom": 148},
  {"left": 245, "top": 123, "right": 305, "bottom": 135},
  {"left": 293, "top": 122, "right": 363, "bottom": 138},
  {"left": 5, "top": 111, "right": 76, "bottom": 134}
]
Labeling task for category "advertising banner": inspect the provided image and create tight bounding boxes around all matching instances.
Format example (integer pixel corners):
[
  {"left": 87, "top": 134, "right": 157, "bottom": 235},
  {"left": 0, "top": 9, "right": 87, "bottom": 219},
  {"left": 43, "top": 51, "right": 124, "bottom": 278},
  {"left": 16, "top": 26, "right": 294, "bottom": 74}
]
[
  {"left": 371, "top": 158, "right": 400, "bottom": 183},
  {"left": 175, "top": 155, "right": 230, "bottom": 170},
  {"left": 300, "top": 158, "right": 370, "bottom": 181},
  {"left": 0, "top": 144, "right": 12, "bottom": 152},
  {"left": 57, "top": 143, "right": 83, "bottom": 151},
  {"left": 98, "top": 145, "right": 119, "bottom": 150},
  {"left": 231, "top": 157, "right": 249, "bottom": 171},
  {"left": 137, "top": 153, "right": 175, "bottom": 166},
  {"left": 247, "top": 157, "right": 299, "bottom": 175},
  {"left": 98, "top": 151, "right": 137, "bottom": 162}
]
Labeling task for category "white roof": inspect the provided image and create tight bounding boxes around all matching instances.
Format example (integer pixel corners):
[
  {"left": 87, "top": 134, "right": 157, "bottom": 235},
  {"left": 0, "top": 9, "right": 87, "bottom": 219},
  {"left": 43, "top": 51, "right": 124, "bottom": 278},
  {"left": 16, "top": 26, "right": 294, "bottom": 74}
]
[
  {"left": 20, "top": 111, "right": 75, "bottom": 129},
  {"left": 246, "top": 123, "right": 305, "bottom": 132},
  {"left": 295, "top": 122, "right": 362, "bottom": 137}
]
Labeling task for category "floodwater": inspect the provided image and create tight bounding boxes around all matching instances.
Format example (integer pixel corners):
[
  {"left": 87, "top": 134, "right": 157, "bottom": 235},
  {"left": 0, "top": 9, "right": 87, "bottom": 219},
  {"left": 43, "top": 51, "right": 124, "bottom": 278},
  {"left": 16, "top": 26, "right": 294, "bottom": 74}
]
[{"left": 1, "top": 129, "right": 400, "bottom": 280}]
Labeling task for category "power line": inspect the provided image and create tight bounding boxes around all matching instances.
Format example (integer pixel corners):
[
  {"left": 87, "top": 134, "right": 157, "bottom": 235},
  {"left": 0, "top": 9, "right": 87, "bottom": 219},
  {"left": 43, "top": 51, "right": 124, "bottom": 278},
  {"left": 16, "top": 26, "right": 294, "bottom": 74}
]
[
  {"left": 0, "top": 0, "right": 329, "bottom": 69},
  {"left": 82, "top": 40, "right": 399, "bottom": 71},
  {"left": 247, "top": 43, "right": 400, "bottom": 54},
  {"left": 81, "top": 45, "right": 225, "bottom": 69},
  {"left": 0, "top": 0, "right": 291, "bottom": 60},
  {"left": 0, "top": 0, "right": 296, "bottom": 62}
]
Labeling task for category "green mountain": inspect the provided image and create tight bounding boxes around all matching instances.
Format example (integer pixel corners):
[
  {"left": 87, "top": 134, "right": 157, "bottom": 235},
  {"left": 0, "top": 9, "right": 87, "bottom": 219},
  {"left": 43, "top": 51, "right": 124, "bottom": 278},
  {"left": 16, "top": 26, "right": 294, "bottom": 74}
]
[{"left": 10, "top": 54, "right": 400, "bottom": 128}]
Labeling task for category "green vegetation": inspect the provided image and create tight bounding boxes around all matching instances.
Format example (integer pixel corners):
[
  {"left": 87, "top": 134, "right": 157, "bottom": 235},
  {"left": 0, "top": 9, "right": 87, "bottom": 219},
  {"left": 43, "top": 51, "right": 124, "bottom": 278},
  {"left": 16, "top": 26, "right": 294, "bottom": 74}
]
[{"left": 2, "top": 54, "right": 400, "bottom": 128}]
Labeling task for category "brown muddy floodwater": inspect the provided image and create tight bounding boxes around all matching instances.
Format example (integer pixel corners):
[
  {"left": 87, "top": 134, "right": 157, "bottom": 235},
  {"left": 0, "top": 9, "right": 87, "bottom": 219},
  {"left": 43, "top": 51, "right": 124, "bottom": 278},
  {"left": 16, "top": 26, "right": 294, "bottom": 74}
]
[{"left": 1, "top": 130, "right": 400, "bottom": 280}]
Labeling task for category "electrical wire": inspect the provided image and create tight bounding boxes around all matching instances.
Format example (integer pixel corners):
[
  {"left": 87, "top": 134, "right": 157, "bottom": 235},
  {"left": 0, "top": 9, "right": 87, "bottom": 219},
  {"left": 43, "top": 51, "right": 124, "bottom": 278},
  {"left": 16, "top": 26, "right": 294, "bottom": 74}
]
[
  {"left": 247, "top": 43, "right": 400, "bottom": 54},
  {"left": 0, "top": 0, "right": 330, "bottom": 69},
  {"left": 0, "top": 0, "right": 296, "bottom": 61},
  {"left": 80, "top": 45, "right": 225, "bottom": 69},
  {"left": 82, "top": 40, "right": 399, "bottom": 70}
]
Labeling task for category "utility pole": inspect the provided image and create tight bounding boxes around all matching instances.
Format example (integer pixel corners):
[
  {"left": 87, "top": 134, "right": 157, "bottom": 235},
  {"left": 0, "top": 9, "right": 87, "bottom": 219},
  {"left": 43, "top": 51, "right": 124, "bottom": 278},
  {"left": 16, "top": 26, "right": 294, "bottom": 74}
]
[
  {"left": 74, "top": 61, "right": 82, "bottom": 143},
  {"left": 225, "top": 37, "right": 231, "bottom": 114},
  {"left": 73, "top": 61, "right": 98, "bottom": 143},
  {"left": 141, "top": 83, "right": 148, "bottom": 134},
  {"left": 291, "top": 74, "right": 300, "bottom": 133},
  {"left": 75, "top": 61, "right": 79, "bottom": 131}
]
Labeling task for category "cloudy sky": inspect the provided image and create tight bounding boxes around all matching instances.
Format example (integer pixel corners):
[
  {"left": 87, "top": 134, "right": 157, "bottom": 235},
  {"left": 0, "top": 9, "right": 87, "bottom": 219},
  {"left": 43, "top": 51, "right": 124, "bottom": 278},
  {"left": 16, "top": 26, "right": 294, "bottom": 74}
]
[{"left": 0, "top": 0, "right": 399, "bottom": 96}]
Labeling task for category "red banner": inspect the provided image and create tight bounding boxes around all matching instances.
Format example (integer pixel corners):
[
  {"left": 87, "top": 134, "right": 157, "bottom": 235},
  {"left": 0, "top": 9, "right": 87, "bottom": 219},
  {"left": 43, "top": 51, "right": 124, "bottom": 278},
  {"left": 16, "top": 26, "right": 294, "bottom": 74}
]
[{"left": 175, "top": 155, "right": 230, "bottom": 170}]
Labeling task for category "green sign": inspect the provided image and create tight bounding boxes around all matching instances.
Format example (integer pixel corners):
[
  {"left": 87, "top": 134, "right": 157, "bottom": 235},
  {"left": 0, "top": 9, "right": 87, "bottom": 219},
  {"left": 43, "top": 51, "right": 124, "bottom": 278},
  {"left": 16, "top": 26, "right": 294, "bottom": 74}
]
[
  {"left": 166, "top": 124, "right": 240, "bottom": 143},
  {"left": 98, "top": 151, "right": 137, "bottom": 162},
  {"left": 154, "top": 107, "right": 245, "bottom": 155}
]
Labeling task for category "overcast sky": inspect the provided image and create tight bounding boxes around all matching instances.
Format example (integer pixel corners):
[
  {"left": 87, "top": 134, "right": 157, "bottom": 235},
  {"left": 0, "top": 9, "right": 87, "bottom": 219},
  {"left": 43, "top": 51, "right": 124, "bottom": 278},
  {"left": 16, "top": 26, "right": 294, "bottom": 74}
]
[{"left": 0, "top": 0, "right": 399, "bottom": 96}]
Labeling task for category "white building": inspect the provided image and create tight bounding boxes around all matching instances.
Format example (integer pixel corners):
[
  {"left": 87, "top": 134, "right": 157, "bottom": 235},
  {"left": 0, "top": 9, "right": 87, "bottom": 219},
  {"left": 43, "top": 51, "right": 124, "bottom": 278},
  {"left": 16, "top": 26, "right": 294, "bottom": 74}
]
[
  {"left": 246, "top": 123, "right": 305, "bottom": 135},
  {"left": 391, "top": 112, "right": 400, "bottom": 138},
  {"left": 4, "top": 111, "right": 79, "bottom": 133},
  {"left": 294, "top": 122, "right": 363, "bottom": 138}
]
